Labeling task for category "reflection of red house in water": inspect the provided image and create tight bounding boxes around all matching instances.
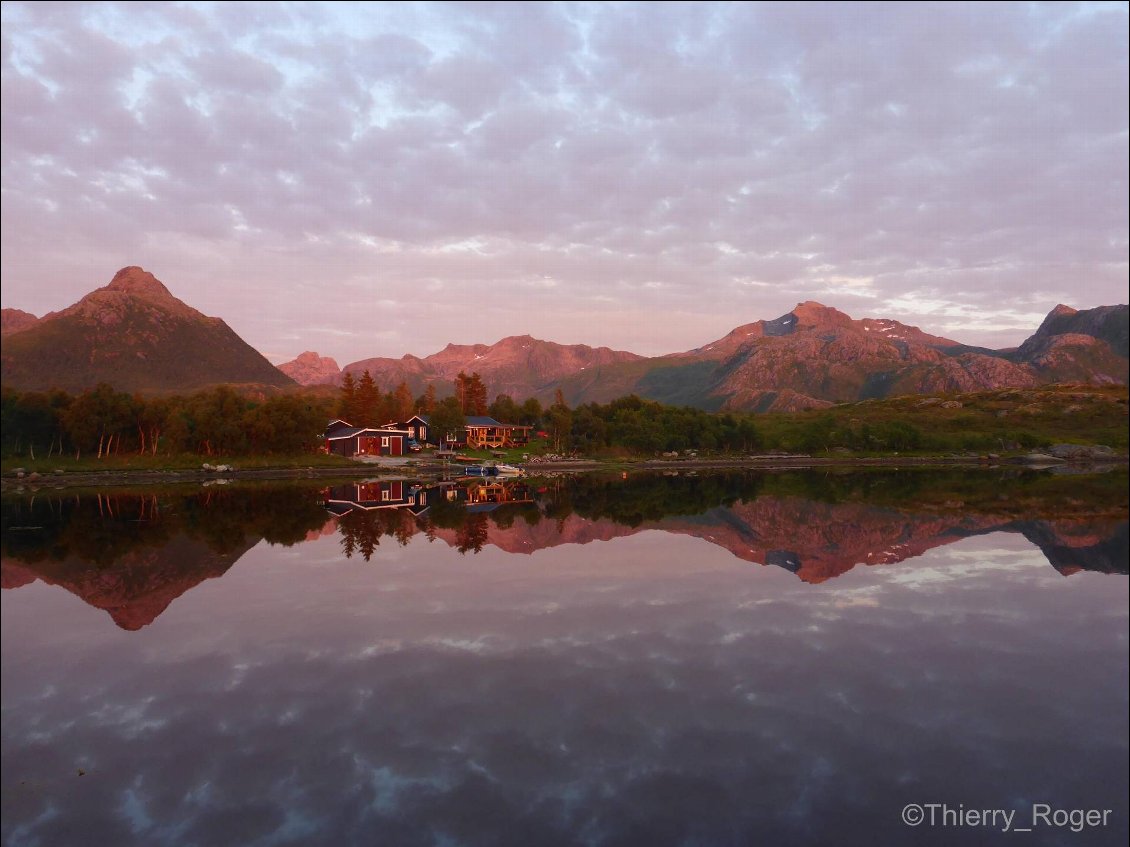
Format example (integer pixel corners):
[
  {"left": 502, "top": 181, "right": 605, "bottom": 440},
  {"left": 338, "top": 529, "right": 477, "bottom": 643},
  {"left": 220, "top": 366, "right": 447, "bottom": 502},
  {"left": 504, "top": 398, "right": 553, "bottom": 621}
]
[
  {"left": 322, "top": 480, "right": 534, "bottom": 518},
  {"left": 465, "top": 481, "right": 534, "bottom": 511},
  {"left": 324, "top": 419, "right": 409, "bottom": 457},
  {"left": 323, "top": 481, "right": 433, "bottom": 515}
]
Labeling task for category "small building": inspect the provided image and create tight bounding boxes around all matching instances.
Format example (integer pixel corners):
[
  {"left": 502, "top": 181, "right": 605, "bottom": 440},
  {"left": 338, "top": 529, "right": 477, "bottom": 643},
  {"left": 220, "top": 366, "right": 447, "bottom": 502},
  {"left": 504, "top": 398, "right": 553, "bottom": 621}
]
[
  {"left": 464, "top": 416, "right": 532, "bottom": 449},
  {"left": 400, "top": 415, "right": 431, "bottom": 445},
  {"left": 324, "top": 420, "right": 410, "bottom": 457},
  {"left": 395, "top": 414, "right": 531, "bottom": 449}
]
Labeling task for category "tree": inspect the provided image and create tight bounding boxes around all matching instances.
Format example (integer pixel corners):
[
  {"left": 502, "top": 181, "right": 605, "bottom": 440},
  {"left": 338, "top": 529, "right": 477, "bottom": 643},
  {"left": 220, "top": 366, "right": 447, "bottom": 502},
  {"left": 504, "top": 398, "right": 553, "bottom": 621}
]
[
  {"left": 391, "top": 381, "right": 414, "bottom": 422},
  {"left": 520, "top": 397, "right": 543, "bottom": 427},
  {"left": 454, "top": 371, "right": 488, "bottom": 415},
  {"left": 547, "top": 390, "right": 572, "bottom": 452},
  {"left": 356, "top": 370, "right": 380, "bottom": 424},
  {"left": 62, "top": 384, "right": 134, "bottom": 459},
  {"left": 488, "top": 393, "right": 521, "bottom": 424},
  {"left": 420, "top": 384, "right": 437, "bottom": 413},
  {"left": 339, "top": 371, "right": 358, "bottom": 422},
  {"left": 429, "top": 396, "right": 466, "bottom": 447}
]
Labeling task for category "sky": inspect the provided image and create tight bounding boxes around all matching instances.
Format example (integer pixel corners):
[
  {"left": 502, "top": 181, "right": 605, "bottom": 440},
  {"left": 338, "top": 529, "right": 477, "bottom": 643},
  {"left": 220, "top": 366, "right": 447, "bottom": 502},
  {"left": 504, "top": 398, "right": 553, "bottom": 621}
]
[{"left": 1, "top": 1, "right": 1127, "bottom": 365}]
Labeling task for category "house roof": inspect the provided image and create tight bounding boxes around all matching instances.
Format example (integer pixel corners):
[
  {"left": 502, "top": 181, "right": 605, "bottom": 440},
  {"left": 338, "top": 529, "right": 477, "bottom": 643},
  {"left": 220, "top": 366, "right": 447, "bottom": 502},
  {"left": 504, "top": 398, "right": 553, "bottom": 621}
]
[
  {"left": 407, "top": 414, "right": 528, "bottom": 428},
  {"left": 465, "top": 416, "right": 530, "bottom": 428},
  {"left": 325, "top": 426, "right": 409, "bottom": 440}
]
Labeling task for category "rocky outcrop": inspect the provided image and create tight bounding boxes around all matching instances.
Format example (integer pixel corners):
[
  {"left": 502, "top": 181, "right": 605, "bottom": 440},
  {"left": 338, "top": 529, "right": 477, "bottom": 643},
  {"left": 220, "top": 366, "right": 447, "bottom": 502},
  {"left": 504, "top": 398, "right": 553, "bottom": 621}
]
[
  {"left": 891, "top": 353, "right": 1040, "bottom": 395},
  {"left": 278, "top": 351, "right": 341, "bottom": 385}
]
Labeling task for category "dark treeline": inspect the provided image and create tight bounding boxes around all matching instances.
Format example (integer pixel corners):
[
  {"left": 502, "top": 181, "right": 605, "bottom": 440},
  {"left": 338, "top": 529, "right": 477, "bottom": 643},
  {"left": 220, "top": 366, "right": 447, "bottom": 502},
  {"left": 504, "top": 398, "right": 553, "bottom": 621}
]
[{"left": 1, "top": 384, "right": 334, "bottom": 459}]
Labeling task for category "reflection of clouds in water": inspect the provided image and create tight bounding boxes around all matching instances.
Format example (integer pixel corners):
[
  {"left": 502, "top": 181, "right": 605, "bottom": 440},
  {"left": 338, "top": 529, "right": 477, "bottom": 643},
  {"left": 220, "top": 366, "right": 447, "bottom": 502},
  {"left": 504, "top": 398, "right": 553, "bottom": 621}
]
[{"left": 3, "top": 533, "right": 1127, "bottom": 846}]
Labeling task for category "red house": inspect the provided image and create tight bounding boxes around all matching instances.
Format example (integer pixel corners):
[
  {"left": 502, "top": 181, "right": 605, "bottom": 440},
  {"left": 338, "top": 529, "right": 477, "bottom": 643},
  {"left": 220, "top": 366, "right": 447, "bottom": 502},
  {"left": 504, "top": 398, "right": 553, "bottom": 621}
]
[{"left": 324, "top": 420, "right": 410, "bottom": 457}]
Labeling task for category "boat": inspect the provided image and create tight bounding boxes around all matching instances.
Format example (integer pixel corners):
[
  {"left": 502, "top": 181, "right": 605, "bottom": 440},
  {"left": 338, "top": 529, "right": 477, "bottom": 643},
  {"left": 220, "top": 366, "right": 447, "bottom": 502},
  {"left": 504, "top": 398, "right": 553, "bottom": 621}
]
[
  {"left": 461, "top": 465, "right": 498, "bottom": 477},
  {"left": 460, "top": 462, "right": 524, "bottom": 478}
]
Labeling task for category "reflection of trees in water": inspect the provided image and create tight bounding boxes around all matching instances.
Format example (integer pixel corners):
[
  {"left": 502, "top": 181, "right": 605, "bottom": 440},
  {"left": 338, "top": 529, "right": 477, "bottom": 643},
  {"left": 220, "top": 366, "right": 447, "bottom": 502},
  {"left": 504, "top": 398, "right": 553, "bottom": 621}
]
[
  {"left": 5, "top": 469, "right": 1125, "bottom": 573},
  {"left": 338, "top": 509, "right": 416, "bottom": 562},
  {"left": 455, "top": 514, "right": 489, "bottom": 554},
  {"left": 2, "top": 485, "right": 332, "bottom": 568}
]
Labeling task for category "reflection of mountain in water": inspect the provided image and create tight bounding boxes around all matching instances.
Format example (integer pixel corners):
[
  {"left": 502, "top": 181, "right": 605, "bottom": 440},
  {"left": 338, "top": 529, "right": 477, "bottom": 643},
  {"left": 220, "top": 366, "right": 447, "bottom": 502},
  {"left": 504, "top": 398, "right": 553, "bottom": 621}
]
[
  {"left": 1, "top": 487, "right": 329, "bottom": 629},
  {"left": 1, "top": 535, "right": 255, "bottom": 630},
  {"left": 3, "top": 470, "right": 1126, "bottom": 628}
]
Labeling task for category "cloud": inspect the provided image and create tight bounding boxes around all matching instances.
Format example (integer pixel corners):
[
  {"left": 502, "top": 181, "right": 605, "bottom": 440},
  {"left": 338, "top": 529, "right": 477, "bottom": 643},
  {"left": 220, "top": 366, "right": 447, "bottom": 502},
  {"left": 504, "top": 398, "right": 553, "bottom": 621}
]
[{"left": 1, "top": 2, "right": 1126, "bottom": 361}]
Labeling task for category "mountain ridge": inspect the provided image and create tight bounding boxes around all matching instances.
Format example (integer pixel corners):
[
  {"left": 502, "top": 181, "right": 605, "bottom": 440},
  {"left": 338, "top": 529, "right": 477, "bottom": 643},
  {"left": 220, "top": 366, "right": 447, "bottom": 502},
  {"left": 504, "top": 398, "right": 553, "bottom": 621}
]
[
  {"left": 4, "top": 267, "right": 1125, "bottom": 408},
  {"left": 1, "top": 266, "right": 295, "bottom": 394}
]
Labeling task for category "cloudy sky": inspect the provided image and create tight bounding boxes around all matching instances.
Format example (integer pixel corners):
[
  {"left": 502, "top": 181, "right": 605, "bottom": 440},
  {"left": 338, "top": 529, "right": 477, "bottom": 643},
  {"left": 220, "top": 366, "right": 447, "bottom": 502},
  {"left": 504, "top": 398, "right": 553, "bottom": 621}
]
[{"left": 1, "top": 2, "right": 1126, "bottom": 364}]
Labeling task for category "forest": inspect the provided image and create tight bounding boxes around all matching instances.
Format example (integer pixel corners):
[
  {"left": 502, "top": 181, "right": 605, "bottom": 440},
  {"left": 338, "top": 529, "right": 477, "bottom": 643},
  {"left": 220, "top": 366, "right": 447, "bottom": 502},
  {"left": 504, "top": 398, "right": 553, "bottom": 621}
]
[{"left": 3, "top": 371, "right": 1124, "bottom": 462}]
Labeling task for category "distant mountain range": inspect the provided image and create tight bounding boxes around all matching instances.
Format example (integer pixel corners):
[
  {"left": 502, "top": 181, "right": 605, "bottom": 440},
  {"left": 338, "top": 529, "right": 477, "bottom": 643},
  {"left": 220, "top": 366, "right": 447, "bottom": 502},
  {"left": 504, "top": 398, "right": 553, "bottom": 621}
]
[
  {"left": 283, "top": 300, "right": 1127, "bottom": 411},
  {"left": 3, "top": 266, "right": 1126, "bottom": 408},
  {"left": 1, "top": 267, "right": 294, "bottom": 394}
]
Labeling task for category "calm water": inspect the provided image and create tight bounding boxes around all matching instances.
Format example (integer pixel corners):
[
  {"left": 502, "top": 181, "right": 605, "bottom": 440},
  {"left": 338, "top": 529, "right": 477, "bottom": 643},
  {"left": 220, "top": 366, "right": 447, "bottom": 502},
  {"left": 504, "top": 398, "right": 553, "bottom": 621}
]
[{"left": 2, "top": 470, "right": 1127, "bottom": 846}]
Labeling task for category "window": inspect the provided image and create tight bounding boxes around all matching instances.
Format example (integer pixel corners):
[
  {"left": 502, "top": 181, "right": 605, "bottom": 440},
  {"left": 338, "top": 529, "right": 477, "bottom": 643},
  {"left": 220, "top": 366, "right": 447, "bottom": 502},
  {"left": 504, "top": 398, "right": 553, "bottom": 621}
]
[
  {"left": 381, "top": 489, "right": 390, "bottom": 501},
  {"left": 381, "top": 436, "right": 389, "bottom": 447}
]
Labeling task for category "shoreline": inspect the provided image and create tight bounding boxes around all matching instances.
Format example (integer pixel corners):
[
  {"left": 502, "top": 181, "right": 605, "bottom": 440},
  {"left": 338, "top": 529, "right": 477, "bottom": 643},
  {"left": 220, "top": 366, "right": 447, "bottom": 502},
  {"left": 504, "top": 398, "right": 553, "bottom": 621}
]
[{"left": 2, "top": 452, "right": 1125, "bottom": 493}]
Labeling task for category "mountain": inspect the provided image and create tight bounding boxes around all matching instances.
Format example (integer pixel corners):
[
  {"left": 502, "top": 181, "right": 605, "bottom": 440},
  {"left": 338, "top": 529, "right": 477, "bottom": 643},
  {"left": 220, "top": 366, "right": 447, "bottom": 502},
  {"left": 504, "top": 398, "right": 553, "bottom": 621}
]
[
  {"left": 278, "top": 351, "right": 341, "bottom": 385},
  {"left": 339, "top": 334, "right": 644, "bottom": 399},
  {"left": 1011, "top": 304, "right": 1130, "bottom": 382},
  {"left": 550, "top": 301, "right": 1128, "bottom": 411},
  {"left": 1020, "top": 304, "right": 1130, "bottom": 358},
  {"left": 1, "top": 308, "right": 39, "bottom": 336},
  {"left": 0, "top": 267, "right": 295, "bottom": 394}
]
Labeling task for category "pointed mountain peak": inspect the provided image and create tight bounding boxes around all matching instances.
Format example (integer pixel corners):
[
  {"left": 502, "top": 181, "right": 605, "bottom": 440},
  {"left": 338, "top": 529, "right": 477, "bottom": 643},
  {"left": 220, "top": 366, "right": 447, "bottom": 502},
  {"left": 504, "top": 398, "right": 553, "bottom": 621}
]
[
  {"left": 105, "top": 266, "right": 175, "bottom": 299},
  {"left": 1048, "top": 304, "right": 1078, "bottom": 318}
]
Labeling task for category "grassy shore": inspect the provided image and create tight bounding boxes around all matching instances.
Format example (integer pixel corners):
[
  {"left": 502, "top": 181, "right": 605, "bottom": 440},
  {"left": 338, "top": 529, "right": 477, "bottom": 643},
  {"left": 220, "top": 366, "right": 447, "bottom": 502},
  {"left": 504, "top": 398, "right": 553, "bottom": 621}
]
[{"left": 1, "top": 452, "right": 358, "bottom": 475}]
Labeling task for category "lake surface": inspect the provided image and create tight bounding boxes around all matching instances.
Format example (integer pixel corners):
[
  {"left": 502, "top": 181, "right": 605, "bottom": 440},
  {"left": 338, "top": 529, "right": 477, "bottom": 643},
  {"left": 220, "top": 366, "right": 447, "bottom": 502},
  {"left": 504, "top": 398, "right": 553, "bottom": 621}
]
[{"left": 3, "top": 469, "right": 1128, "bottom": 846}]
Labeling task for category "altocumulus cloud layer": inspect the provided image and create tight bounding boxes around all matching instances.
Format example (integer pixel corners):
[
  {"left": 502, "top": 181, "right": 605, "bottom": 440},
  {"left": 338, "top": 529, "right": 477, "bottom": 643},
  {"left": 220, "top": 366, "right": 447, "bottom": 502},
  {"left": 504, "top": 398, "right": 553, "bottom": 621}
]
[{"left": 1, "top": 2, "right": 1126, "bottom": 361}]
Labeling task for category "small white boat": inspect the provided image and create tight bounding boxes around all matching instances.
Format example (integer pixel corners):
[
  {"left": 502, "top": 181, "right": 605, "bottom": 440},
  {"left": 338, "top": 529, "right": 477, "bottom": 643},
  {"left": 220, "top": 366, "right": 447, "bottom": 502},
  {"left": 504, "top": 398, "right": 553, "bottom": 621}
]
[{"left": 493, "top": 463, "right": 524, "bottom": 476}]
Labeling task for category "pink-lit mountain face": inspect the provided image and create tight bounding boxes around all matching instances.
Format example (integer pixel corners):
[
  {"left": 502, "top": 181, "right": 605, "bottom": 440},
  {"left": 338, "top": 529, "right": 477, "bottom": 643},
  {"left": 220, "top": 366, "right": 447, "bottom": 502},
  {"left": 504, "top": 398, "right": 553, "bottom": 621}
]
[
  {"left": 549, "top": 301, "right": 1128, "bottom": 411},
  {"left": 1, "top": 308, "right": 39, "bottom": 336},
  {"left": 325, "top": 334, "right": 645, "bottom": 398},
  {"left": 3, "top": 266, "right": 1125, "bottom": 407},
  {"left": 1, "top": 267, "right": 295, "bottom": 394},
  {"left": 277, "top": 351, "right": 341, "bottom": 386}
]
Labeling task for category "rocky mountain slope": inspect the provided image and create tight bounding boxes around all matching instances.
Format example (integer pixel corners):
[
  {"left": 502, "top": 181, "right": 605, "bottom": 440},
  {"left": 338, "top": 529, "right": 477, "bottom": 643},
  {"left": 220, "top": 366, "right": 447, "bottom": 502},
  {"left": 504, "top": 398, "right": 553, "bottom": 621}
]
[
  {"left": 1, "top": 267, "right": 295, "bottom": 393},
  {"left": 1, "top": 308, "right": 39, "bottom": 336}
]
